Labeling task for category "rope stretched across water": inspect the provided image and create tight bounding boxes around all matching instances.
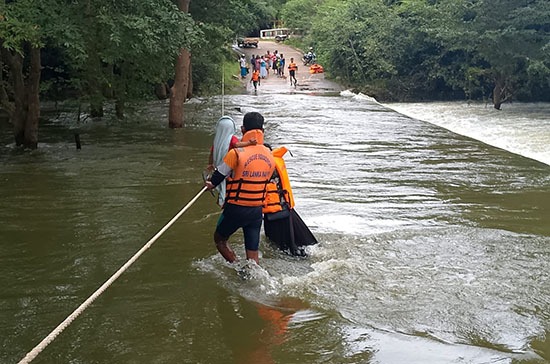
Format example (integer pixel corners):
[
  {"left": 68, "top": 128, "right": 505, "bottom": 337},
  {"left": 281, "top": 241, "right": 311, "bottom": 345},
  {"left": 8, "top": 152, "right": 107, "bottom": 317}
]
[{"left": 18, "top": 186, "right": 208, "bottom": 364}]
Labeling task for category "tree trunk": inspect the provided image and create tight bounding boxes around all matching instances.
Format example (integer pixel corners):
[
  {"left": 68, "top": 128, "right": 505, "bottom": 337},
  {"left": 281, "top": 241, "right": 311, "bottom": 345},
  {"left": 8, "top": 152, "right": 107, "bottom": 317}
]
[
  {"left": 115, "top": 99, "right": 124, "bottom": 119},
  {"left": 493, "top": 84, "right": 502, "bottom": 110},
  {"left": 87, "top": 52, "right": 104, "bottom": 117},
  {"left": 186, "top": 60, "right": 193, "bottom": 99},
  {"left": 1, "top": 43, "right": 41, "bottom": 148},
  {"left": 24, "top": 46, "right": 41, "bottom": 149},
  {"left": 155, "top": 83, "right": 170, "bottom": 99},
  {"left": 168, "top": 0, "right": 191, "bottom": 128},
  {"left": 0, "top": 51, "right": 15, "bottom": 122},
  {"left": 90, "top": 99, "right": 104, "bottom": 117},
  {"left": 8, "top": 52, "right": 26, "bottom": 145},
  {"left": 492, "top": 74, "right": 504, "bottom": 110},
  {"left": 113, "top": 63, "right": 125, "bottom": 119}
]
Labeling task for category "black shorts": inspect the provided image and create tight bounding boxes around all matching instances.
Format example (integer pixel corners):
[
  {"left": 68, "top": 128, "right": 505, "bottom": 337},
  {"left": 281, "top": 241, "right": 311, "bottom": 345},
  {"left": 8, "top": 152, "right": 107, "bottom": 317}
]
[{"left": 216, "top": 203, "right": 263, "bottom": 251}]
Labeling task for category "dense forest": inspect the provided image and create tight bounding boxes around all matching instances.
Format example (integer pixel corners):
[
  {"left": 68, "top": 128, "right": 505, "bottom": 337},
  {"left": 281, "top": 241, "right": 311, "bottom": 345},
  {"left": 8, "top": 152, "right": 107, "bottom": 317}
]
[
  {"left": 287, "top": 0, "right": 550, "bottom": 107},
  {"left": 1, "top": 0, "right": 549, "bottom": 148}
]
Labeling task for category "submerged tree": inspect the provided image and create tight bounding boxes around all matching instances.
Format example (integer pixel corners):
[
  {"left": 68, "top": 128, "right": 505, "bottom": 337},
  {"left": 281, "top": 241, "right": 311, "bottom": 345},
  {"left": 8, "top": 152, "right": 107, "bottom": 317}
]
[
  {"left": 1, "top": 0, "right": 195, "bottom": 147},
  {"left": 169, "top": 0, "right": 192, "bottom": 129},
  {"left": 0, "top": 0, "right": 45, "bottom": 149},
  {"left": 61, "top": 0, "right": 195, "bottom": 119},
  {"left": 431, "top": 0, "right": 550, "bottom": 108},
  {"left": 470, "top": 0, "right": 550, "bottom": 109}
]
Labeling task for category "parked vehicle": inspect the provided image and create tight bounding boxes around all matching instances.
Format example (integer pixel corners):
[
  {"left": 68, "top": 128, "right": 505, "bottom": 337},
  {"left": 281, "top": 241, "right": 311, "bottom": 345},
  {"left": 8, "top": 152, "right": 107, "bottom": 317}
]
[
  {"left": 260, "top": 28, "right": 290, "bottom": 42},
  {"left": 237, "top": 37, "right": 259, "bottom": 48}
]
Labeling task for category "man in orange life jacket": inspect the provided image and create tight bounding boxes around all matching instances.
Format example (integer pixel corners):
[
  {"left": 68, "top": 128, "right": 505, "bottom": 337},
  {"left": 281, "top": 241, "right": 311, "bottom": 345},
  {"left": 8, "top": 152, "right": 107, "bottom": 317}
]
[
  {"left": 250, "top": 69, "right": 260, "bottom": 92},
  {"left": 288, "top": 58, "right": 298, "bottom": 86},
  {"left": 205, "top": 112, "right": 276, "bottom": 265}
]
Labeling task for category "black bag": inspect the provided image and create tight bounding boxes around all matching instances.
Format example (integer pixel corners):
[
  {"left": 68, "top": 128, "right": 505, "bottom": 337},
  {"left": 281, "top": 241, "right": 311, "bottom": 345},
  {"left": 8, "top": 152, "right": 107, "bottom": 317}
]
[
  {"left": 264, "top": 209, "right": 290, "bottom": 221},
  {"left": 264, "top": 209, "right": 318, "bottom": 256}
]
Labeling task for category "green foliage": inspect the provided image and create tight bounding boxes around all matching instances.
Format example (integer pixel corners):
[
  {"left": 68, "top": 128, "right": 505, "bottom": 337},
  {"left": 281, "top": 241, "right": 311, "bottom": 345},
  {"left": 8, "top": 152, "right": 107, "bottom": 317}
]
[
  {"left": 1, "top": 0, "right": 199, "bottom": 107},
  {"left": 280, "top": 0, "right": 325, "bottom": 32},
  {"left": 223, "top": 59, "right": 244, "bottom": 94},
  {"left": 282, "top": 0, "right": 550, "bottom": 102},
  {"left": 61, "top": 0, "right": 198, "bottom": 103},
  {"left": 4, "top": 0, "right": 550, "bottom": 107},
  {"left": 189, "top": 0, "right": 279, "bottom": 94},
  {"left": 0, "top": 0, "right": 46, "bottom": 51}
]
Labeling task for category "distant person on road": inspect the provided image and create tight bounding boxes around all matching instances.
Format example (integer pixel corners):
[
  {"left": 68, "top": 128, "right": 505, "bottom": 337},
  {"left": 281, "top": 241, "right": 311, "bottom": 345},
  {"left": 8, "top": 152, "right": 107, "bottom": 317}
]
[
  {"left": 254, "top": 55, "right": 261, "bottom": 73},
  {"left": 272, "top": 55, "right": 279, "bottom": 76},
  {"left": 278, "top": 54, "right": 286, "bottom": 77},
  {"left": 265, "top": 50, "right": 272, "bottom": 69},
  {"left": 260, "top": 56, "right": 268, "bottom": 79},
  {"left": 205, "top": 112, "right": 276, "bottom": 265},
  {"left": 250, "top": 69, "right": 261, "bottom": 92},
  {"left": 288, "top": 58, "right": 298, "bottom": 86},
  {"left": 250, "top": 54, "right": 256, "bottom": 71},
  {"left": 239, "top": 54, "right": 248, "bottom": 79},
  {"left": 304, "top": 47, "right": 316, "bottom": 65},
  {"left": 272, "top": 50, "right": 279, "bottom": 75}
]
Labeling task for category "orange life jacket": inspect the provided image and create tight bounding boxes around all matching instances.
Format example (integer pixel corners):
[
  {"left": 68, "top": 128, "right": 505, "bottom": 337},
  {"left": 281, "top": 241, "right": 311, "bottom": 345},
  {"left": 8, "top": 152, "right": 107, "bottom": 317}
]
[
  {"left": 263, "top": 147, "right": 295, "bottom": 214},
  {"left": 225, "top": 131, "right": 275, "bottom": 207},
  {"left": 309, "top": 64, "right": 324, "bottom": 74},
  {"left": 288, "top": 63, "right": 297, "bottom": 71}
]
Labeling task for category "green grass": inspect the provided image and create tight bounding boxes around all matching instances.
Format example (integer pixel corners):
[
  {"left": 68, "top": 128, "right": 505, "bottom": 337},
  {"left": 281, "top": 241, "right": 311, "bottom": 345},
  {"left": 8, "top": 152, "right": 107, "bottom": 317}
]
[{"left": 222, "top": 60, "right": 246, "bottom": 95}]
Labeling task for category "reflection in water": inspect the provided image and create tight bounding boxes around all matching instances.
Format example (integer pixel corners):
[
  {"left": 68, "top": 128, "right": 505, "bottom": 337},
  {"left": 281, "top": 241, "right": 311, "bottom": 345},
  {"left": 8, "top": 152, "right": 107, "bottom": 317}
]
[{"left": 215, "top": 292, "right": 305, "bottom": 364}]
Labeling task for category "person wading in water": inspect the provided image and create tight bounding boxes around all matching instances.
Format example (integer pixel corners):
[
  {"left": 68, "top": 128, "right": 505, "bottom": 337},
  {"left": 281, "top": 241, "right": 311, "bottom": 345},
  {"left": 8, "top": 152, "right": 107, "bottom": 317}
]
[
  {"left": 288, "top": 58, "right": 298, "bottom": 87},
  {"left": 205, "top": 112, "right": 275, "bottom": 265}
]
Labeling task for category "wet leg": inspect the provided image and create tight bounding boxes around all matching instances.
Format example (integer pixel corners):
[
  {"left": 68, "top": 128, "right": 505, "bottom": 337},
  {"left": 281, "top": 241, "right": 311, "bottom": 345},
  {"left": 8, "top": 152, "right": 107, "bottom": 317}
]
[
  {"left": 245, "top": 250, "right": 259, "bottom": 264},
  {"left": 214, "top": 231, "right": 237, "bottom": 263}
]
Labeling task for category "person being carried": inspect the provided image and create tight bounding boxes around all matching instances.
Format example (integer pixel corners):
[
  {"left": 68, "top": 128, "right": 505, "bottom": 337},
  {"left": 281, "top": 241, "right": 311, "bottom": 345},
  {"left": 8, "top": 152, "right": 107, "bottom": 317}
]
[
  {"left": 205, "top": 112, "right": 276, "bottom": 265},
  {"left": 207, "top": 116, "right": 256, "bottom": 207}
]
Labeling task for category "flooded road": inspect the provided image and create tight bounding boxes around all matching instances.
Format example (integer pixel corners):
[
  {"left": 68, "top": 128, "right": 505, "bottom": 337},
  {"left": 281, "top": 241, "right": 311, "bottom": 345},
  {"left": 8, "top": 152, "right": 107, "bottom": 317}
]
[{"left": 1, "top": 86, "right": 549, "bottom": 363}]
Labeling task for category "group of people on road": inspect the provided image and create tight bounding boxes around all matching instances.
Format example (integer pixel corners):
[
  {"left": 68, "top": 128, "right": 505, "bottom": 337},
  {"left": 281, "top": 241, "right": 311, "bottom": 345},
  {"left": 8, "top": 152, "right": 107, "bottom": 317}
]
[
  {"left": 240, "top": 49, "right": 300, "bottom": 90},
  {"left": 249, "top": 50, "right": 286, "bottom": 79}
]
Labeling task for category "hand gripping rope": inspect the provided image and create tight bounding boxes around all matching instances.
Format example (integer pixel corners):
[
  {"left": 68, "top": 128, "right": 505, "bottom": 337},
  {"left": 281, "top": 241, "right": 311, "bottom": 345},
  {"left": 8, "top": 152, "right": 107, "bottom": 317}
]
[{"left": 18, "top": 186, "right": 208, "bottom": 364}]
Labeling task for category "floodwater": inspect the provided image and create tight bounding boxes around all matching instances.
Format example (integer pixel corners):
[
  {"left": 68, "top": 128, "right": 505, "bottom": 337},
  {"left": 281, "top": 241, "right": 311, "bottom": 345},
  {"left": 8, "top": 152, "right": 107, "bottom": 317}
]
[
  {"left": 385, "top": 100, "right": 550, "bottom": 166},
  {"left": 1, "top": 89, "right": 549, "bottom": 364}
]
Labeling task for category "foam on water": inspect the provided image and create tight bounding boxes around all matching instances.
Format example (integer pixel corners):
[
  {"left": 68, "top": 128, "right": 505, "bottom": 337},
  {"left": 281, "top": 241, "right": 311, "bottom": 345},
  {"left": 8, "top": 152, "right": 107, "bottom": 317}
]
[{"left": 384, "top": 101, "right": 550, "bottom": 166}]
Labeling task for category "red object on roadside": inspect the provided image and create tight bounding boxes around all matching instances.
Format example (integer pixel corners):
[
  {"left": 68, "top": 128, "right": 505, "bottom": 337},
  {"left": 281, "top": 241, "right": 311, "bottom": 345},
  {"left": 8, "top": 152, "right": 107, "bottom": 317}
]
[{"left": 309, "top": 64, "right": 324, "bottom": 74}]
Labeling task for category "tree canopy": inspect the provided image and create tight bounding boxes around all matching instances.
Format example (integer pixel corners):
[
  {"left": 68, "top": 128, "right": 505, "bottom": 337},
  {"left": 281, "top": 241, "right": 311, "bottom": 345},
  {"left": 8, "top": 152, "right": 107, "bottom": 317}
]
[
  {"left": 0, "top": 0, "right": 282, "bottom": 146},
  {"left": 1, "top": 0, "right": 549, "bottom": 147},
  {"left": 281, "top": 0, "right": 550, "bottom": 107}
]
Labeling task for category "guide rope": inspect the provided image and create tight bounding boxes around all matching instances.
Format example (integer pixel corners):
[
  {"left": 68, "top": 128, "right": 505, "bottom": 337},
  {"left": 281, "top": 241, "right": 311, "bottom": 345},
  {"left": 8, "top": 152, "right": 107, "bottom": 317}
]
[{"left": 18, "top": 186, "right": 208, "bottom": 364}]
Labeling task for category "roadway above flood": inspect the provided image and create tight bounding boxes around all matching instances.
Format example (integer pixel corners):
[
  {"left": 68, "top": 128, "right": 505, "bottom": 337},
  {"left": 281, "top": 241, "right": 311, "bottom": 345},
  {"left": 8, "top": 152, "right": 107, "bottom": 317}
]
[{"left": 235, "top": 40, "right": 345, "bottom": 95}]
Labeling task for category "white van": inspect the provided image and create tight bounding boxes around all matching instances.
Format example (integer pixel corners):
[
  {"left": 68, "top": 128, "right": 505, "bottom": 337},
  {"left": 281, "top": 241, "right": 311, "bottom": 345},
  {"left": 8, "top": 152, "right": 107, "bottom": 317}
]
[{"left": 259, "top": 28, "right": 290, "bottom": 42}]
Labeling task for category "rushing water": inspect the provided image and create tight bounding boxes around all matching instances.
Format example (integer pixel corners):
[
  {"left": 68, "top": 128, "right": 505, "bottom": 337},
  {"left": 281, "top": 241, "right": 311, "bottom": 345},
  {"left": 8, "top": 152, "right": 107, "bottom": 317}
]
[
  {"left": 1, "top": 91, "right": 549, "bottom": 364},
  {"left": 384, "top": 100, "right": 550, "bottom": 167}
]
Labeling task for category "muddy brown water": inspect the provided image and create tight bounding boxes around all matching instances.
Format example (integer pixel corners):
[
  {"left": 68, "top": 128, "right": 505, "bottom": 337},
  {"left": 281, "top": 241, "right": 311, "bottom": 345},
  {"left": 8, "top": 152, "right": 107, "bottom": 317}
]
[{"left": 1, "top": 44, "right": 549, "bottom": 363}]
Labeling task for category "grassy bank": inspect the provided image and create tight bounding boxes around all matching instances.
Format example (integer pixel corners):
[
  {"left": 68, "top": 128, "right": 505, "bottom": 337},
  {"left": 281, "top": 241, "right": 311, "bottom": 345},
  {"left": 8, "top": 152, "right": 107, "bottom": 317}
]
[{"left": 223, "top": 59, "right": 247, "bottom": 95}]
